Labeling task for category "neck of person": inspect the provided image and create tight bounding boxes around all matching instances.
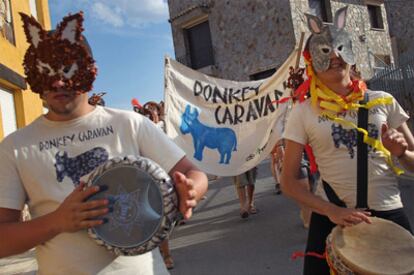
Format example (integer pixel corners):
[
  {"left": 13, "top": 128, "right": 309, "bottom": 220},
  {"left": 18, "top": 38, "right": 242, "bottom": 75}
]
[
  {"left": 46, "top": 95, "right": 96, "bottom": 122},
  {"left": 318, "top": 72, "right": 353, "bottom": 97},
  {"left": 324, "top": 78, "right": 352, "bottom": 96}
]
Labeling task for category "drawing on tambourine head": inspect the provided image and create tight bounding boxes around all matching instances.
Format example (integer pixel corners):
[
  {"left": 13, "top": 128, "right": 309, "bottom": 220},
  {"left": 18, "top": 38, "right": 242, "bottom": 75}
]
[{"left": 106, "top": 184, "right": 161, "bottom": 236}]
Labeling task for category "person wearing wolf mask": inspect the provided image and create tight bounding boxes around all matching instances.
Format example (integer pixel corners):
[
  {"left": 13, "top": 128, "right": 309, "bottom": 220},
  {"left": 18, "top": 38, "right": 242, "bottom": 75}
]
[
  {"left": 0, "top": 12, "right": 208, "bottom": 274},
  {"left": 281, "top": 6, "right": 414, "bottom": 274}
]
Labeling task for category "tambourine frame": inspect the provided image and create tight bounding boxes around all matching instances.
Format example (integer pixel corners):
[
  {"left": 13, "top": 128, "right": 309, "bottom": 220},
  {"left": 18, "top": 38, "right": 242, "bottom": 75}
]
[{"left": 86, "top": 156, "right": 179, "bottom": 256}]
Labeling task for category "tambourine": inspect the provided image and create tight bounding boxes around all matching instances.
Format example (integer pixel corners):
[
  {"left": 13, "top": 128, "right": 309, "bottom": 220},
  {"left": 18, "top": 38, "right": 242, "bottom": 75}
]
[
  {"left": 326, "top": 217, "right": 414, "bottom": 275},
  {"left": 86, "top": 156, "right": 180, "bottom": 256}
]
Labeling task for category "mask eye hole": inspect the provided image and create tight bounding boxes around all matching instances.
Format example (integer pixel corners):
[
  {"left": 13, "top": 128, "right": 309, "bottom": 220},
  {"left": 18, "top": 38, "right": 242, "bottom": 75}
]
[
  {"left": 321, "top": 47, "right": 331, "bottom": 54},
  {"left": 62, "top": 65, "right": 71, "bottom": 74},
  {"left": 337, "top": 45, "right": 343, "bottom": 51},
  {"left": 61, "top": 63, "right": 78, "bottom": 79},
  {"left": 42, "top": 66, "right": 50, "bottom": 74}
]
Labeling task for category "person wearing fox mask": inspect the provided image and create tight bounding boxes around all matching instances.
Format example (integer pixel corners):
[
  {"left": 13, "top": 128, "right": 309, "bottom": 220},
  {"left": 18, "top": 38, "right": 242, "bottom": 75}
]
[
  {"left": 0, "top": 12, "right": 208, "bottom": 274},
  {"left": 280, "top": 6, "right": 414, "bottom": 274}
]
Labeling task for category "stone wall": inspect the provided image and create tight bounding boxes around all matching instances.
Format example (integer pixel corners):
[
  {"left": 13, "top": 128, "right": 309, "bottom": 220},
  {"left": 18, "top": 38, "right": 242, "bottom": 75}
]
[
  {"left": 290, "top": 0, "right": 393, "bottom": 80},
  {"left": 168, "top": 0, "right": 295, "bottom": 80},
  {"left": 168, "top": 0, "right": 394, "bottom": 80},
  {"left": 385, "top": 1, "right": 414, "bottom": 64}
]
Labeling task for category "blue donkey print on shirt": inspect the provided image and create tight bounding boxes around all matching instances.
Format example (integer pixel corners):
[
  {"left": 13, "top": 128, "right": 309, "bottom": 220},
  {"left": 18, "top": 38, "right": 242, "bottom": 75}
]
[
  {"left": 54, "top": 147, "right": 109, "bottom": 186},
  {"left": 331, "top": 123, "right": 379, "bottom": 158},
  {"left": 180, "top": 105, "right": 237, "bottom": 164}
]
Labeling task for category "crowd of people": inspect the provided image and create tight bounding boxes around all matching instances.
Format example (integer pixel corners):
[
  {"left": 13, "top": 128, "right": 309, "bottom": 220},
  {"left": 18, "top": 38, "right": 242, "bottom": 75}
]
[{"left": 1, "top": 6, "right": 413, "bottom": 275}]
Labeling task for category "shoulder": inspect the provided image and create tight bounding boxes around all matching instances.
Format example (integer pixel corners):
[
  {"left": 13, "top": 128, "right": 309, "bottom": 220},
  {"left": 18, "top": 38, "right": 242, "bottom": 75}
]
[
  {"left": 366, "top": 90, "right": 403, "bottom": 110},
  {"left": 366, "top": 90, "right": 395, "bottom": 100},
  {"left": 97, "top": 106, "right": 146, "bottom": 124},
  {"left": 99, "top": 107, "right": 159, "bottom": 132},
  {"left": 0, "top": 116, "right": 43, "bottom": 147},
  {"left": 290, "top": 99, "right": 313, "bottom": 115},
  {"left": 98, "top": 106, "right": 143, "bottom": 119}
]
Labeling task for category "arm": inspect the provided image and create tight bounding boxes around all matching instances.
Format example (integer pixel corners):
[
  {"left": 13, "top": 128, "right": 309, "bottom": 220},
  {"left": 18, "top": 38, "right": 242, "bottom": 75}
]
[
  {"left": 281, "top": 140, "right": 371, "bottom": 227},
  {"left": 381, "top": 123, "right": 414, "bottom": 172},
  {"left": 169, "top": 157, "right": 208, "bottom": 220},
  {"left": 0, "top": 184, "right": 108, "bottom": 258}
]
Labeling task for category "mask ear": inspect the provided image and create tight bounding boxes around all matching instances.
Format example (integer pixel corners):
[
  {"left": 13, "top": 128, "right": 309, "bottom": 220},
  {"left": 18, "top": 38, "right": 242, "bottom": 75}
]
[
  {"left": 334, "top": 6, "right": 348, "bottom": 30},
  {"left": 55, "top": 12, "right": 84, "bottom": 44},
  {"left": 305, "top": 13, "right": 323, "bottom": 34},
  {"left": 20, "top": 12, "right": 45, "bottom": 48}
]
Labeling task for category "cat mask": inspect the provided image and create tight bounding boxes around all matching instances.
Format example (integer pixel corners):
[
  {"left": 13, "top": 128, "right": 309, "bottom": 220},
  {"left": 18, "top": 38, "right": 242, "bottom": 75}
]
[
  {"left": 305, "top": 6, "right": 355, "bottom": 72},
  {"left": 20, "top": 11, "right": 97, "bottom": 95}
]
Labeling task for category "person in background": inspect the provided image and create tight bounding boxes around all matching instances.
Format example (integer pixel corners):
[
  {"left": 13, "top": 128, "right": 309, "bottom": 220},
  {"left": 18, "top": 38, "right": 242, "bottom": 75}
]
[
  {"left": 135, "top": 99, "right": 174, "bottom": 270},
  {"left": 88, "top": 92, "right": 106, "bottom": 106},
  {"left": 233, "top": 167, "right": 258, "bottom": 219},
  {"left": 270, "top": 141, "right": 283, "bottom": 195},
  {"left": 270, "top": 66, "right": 315, "bottom": 227}
]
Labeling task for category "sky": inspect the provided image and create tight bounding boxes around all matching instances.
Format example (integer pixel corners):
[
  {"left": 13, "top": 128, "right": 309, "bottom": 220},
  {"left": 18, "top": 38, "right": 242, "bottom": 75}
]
[{"left": 48, "top": 0, "right": 174, "bottom": 110}]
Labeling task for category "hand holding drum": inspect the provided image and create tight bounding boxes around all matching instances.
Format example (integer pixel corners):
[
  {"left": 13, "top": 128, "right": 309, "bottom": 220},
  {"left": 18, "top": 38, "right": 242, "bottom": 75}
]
[{"left": 326, "top": 217, "right": 414, "bottom": 275}]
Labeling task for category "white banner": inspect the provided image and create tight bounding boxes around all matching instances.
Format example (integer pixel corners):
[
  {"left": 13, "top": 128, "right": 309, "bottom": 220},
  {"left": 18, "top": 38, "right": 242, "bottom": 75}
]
[{"left": 164, "top": 51, "right": 297, "bottom": 176}]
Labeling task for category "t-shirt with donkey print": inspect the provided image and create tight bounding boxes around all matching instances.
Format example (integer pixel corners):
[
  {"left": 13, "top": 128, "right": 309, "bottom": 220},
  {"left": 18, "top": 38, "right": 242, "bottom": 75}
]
[
  {"left": 0, "top": 106, "right": 184, "bottom": 275},
  {"left": 283, "top": 90, "right": 408, "bottom": 211}
]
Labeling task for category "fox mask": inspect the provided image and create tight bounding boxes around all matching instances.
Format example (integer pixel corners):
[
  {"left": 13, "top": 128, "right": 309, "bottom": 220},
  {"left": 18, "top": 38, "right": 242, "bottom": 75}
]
[{"left": 20, "top": 11, "right": 97, "bottom": 95}]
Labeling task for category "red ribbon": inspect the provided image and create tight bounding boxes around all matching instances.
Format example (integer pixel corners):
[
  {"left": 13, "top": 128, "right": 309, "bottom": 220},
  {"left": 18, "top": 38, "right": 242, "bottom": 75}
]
[
  {"left": 291, "top": 251, "right": 326, "bottom": 260},
  {"left": 293, "top": 78, "right": 310, "bottom": 102}
]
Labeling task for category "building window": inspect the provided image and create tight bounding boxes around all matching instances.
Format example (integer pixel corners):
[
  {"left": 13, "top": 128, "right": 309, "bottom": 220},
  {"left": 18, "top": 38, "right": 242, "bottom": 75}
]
[
  {"left": 250, "top": 68, "right": 276, "bottom": 81},
  {"left": 308, "top": 0, "right": 332, "bottom": 23},
  {"left": 29, "top": 0, "right": 38, "bottom": 19},
  {"left": 0, "top": 86, "right": 17, "bottom": 137},
  {"left": 0, "top": 0, "right": 15, "bottom": 44},
  {"left": 372, "top": 54, "right": 390, "bottom": 74},
  {"left": 185, "top": 20, "right": 214, "bottom": 70},
  {"left": 367, "top": 5, "right": 384, "bottom": 30}
]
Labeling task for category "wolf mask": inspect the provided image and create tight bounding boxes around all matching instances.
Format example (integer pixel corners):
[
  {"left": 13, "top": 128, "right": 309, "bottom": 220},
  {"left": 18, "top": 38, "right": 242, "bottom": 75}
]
[
  {"left": 305, "top": 6, "right": 355, "bottom": 72},
  {"left": 20, "top": 12, "right": 97, "bottom": 95}
]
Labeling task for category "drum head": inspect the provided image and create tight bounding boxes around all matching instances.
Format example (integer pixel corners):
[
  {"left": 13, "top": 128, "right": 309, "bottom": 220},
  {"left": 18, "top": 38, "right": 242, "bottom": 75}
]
[
  {"left": 331, "top": 217, "right": 414, "bottom": 275},
  {"left": 86, "top": 156, "right": 179, "bottom": 256}
]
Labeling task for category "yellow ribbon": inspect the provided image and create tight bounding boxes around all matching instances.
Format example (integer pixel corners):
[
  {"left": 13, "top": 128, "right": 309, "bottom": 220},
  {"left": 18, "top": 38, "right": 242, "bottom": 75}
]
[
  {"left": 304, "top": 60, "right": 403, "bottom": 175},
  {"left": 323, "top": 113, "right": 403, "bottom": 175}
]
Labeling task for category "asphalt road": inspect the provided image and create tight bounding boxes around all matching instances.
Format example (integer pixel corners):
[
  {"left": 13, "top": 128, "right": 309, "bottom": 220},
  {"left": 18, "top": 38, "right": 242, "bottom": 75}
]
[
  {"left": 169, "top": 159, "right": 308, "bottom": 275},
  {"left": 169, "top": 159, "right": 414, "bottom": 275}
]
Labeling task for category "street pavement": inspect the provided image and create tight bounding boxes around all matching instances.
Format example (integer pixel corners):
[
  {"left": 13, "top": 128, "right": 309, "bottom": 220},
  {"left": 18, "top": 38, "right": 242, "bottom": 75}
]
[
  {"left": 1, "top": 159, "right": 413, "bottom": 275},
  {"left": 169, "top": 159, "right": 307, "bottom": 275},
  {"left": 169, "top": 159, "right": 414, "bottom": 275}
]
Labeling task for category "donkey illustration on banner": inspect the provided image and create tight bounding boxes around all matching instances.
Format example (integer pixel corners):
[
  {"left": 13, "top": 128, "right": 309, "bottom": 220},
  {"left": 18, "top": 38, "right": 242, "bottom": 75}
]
[{"left": 180, "top": 105, "right": 237, "bottom": 164}]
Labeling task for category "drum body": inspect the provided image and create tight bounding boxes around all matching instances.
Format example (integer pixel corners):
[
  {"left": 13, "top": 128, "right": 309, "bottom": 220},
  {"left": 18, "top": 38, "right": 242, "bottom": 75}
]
[
  {"left": 326, "top": 217, "right": 414, "bottom": 275},
  {"left": 86, "top": 156, "right": 180, "bottom": 256}
]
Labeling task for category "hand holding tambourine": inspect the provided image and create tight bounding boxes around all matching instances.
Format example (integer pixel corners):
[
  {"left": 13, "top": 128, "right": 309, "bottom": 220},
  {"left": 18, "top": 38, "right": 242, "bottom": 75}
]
[{"left": 86, "top": 156, "right": 182, "bottom": 256}]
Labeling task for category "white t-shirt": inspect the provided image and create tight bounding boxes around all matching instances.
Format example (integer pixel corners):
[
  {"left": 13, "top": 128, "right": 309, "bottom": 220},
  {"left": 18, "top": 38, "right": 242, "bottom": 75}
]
[
  {"left": 0, "top": 106, "right": 185, "bottom": 275},
  {"left": 283, "top": 90, "right": 409, "bottom": 211}
]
